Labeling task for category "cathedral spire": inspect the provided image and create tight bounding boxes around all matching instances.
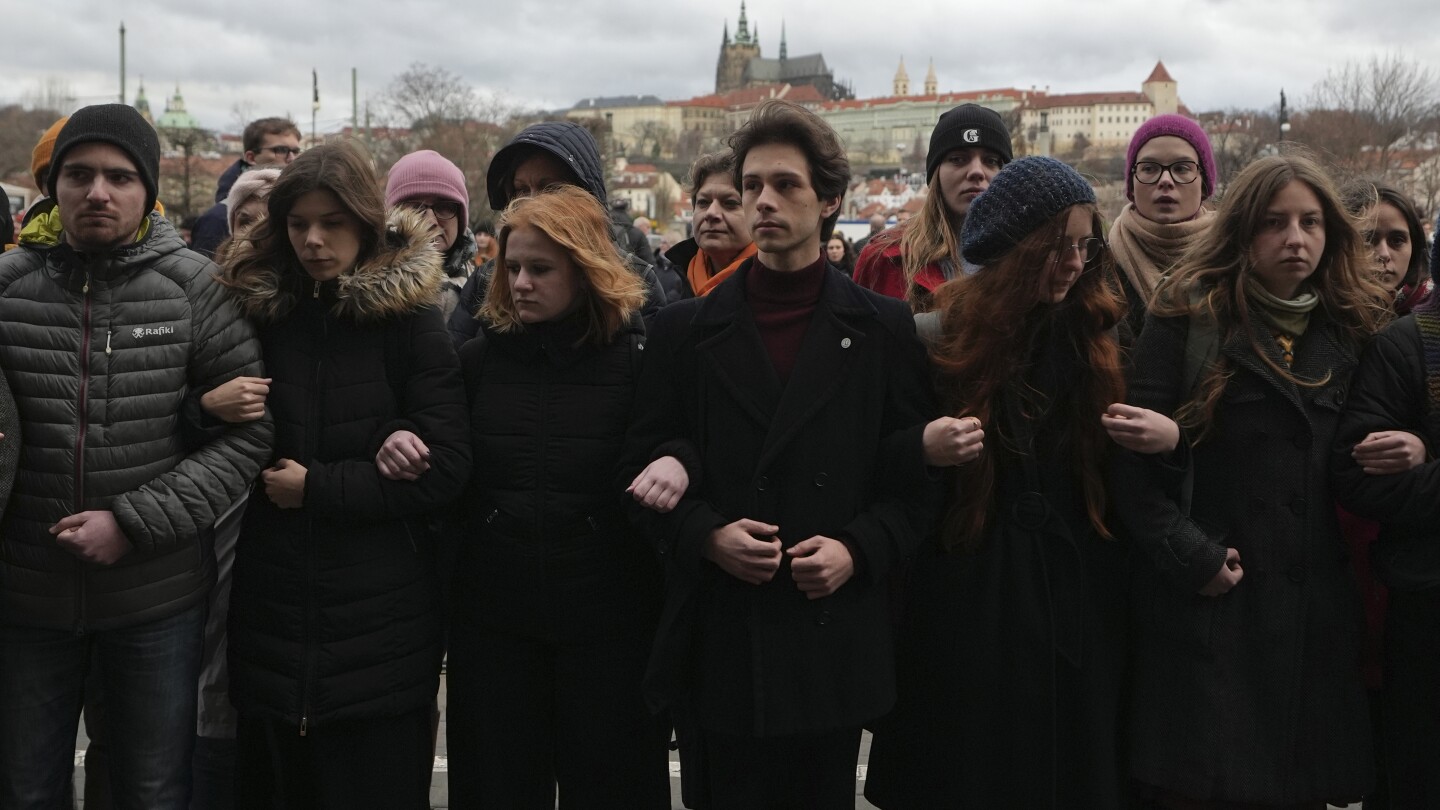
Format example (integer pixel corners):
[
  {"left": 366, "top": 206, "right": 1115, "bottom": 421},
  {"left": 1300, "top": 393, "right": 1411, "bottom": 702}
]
[
  {"left": 735, "top": 1, "right": 751, "bottom": 44},
  {"left": 780, "top": 20, "right": 787, "bottom": 59},
  {"left": 723, "top": 18, "right": 729, "bottom": 46}
]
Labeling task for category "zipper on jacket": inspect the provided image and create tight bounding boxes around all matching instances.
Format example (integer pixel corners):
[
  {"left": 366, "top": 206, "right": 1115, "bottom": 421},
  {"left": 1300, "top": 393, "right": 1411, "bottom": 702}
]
[
  {"left": 298, "top": 316, "right": 327, "bottom": 736},
  {"left": 73, "top": 266, "right": 93, "bottom": 634}
]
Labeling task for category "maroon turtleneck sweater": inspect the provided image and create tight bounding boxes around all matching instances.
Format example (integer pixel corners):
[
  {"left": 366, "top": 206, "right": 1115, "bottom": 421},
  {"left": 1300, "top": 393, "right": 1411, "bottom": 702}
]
[{"left": 746, "top": 254, "right": 827, "bottom": 384}]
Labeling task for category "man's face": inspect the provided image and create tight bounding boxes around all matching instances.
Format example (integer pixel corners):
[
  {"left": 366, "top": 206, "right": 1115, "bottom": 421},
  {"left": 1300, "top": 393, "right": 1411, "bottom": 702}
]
[
  {"left": 245, "top": 131, "right": 301, "bottom": 166},
  {"left": 55, "top": 142, "right": 150, "bottom": 252},
  {"left": 740, "top": 142, "right": 838, "bottom": 270}
]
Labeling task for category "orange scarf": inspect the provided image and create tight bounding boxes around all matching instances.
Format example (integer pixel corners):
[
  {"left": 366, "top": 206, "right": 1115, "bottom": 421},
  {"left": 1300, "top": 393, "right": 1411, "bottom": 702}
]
[{"left": 687, "top": 242, "right": 758, "bottom": 297}]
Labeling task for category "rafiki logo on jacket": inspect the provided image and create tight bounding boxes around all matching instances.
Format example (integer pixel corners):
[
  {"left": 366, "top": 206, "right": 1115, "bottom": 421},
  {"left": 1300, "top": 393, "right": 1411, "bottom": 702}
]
[{"left": 132, "top": 325, "right": 176, "bottom": 340}]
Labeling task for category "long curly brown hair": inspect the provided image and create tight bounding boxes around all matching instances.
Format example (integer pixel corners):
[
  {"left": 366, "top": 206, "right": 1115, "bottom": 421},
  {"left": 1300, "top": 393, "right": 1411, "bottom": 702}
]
[
  {"left": 929, "top": 203, "right": 1126, "bottom": 551},
  {"left": 1151, "top": 153, "right": 1391, "bottom": 437}
]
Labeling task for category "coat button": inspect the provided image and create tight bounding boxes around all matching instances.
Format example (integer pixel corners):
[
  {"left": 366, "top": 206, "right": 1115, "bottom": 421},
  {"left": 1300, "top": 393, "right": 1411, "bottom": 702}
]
[
  {"left": 1287, "top": 564, "right": 1308, "bottom": 583},
  {"left": 1290, "top": 497, "right": 1308, "bottom": 516},
  {"left": 814, "top": 472, "right": 829, "bottom": 487},
  {"left": 816, "top": 610, "right": 831, "bottom": 626},
  {"left": 840, "top": 338, "right": 852, "bottom": 349},
  {"left": 756, "top": 476, "right": 769, "bottom": 491}
]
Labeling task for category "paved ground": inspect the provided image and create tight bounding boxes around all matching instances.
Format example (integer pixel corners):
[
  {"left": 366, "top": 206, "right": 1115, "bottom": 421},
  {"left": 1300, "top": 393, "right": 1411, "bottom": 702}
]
[{"left": 73, "top": 680, "right": 1356, "bottom": 809}]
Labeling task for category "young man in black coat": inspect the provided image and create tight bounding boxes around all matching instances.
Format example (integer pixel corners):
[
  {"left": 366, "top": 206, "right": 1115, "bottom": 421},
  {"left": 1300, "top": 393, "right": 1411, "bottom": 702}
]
[{"left": 622, "top": 99, "right": 939, "bottom": 810}]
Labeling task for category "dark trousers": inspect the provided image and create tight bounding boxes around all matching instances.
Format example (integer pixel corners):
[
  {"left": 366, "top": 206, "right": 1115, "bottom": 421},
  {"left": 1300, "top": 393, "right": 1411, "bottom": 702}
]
[
  {"left": 1382, "top": 590, "right": 1440, "bottom": 809},
  {"left": 446, "top": 619, "right": 670, "bottom": 809},
  {"left": 234, "top": 707, "right": 433, "bottom": 810},
  {"left": 0, "top": 604, "right": 204, "bottom": 810},
  {"left": 700, "top": 727, "right": 861, "bottom": 810}
]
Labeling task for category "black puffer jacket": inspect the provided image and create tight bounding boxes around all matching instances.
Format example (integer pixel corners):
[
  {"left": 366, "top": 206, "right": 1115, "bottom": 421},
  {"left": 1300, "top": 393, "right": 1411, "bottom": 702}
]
[
  {"left": 1333, "top": 312, "right": 1440, "bottom": 590},
  {"left": 454, "top": 313, "right": 659, "bottom": 630},
  {"left": 0, "top": 364, "right": 18, "bottom": 526},
  {"left": 0, "top": 212, "right": 273, "bottom": 631},
  {"left": 225, "top": 209, "right": 471, "bottom": 729}
]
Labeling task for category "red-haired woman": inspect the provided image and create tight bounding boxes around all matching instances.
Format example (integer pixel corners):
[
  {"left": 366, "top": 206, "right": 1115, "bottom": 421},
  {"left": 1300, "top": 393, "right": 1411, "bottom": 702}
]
[
  {"left": 445, "top": 185, "right": 674, "bottom": 808},
  {"left": 867, "top": 156, "right": 1164, "bottom": 808}
]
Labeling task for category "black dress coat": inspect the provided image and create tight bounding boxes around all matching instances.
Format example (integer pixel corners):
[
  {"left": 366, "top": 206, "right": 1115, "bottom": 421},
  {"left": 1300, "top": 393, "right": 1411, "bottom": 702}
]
[
  {"left": 620, "top": 261, "right": 940, "bottom": 738},
  {"left": 1332, "top": 314, "right": 1440, "bottom": 589},
  {"left": 865, "top": 313, "right": 1130, "bottom": 809},
  {"left": 1113, "top": 308, "right": 1373, "bottom": 804}
]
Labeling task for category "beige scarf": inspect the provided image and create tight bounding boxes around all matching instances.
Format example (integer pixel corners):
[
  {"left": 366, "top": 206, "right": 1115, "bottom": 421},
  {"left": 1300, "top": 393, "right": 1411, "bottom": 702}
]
[{"left": 1108, "top": 203, "right": 1214, "bottom": 302}]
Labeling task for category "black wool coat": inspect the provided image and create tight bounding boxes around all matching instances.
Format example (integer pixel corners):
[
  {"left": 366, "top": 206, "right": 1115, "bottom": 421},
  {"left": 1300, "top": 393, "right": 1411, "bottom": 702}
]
[
  {"left": 1112, "top": 308, "right": 1373, "bottom": 804},
  {"left": 1332, "top": 313, "right": 1440, "bottom": 590},
  {"left": 620, "top": 261, "right": 940, "bottom": 738},
  {"left": 866, "top": 313, "right": 1130, "bottom": 810},
  {"left": 225, "top": 211, "right": 472, "bottom": 730}
]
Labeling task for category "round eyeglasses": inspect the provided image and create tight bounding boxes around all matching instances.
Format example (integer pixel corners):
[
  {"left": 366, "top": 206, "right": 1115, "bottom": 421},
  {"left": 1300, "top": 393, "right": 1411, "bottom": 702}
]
[
  {"left": 1132, "top": 160, "right": 1199, "bottom": 185},
  {"left": 401, "top": 200, "right": 461, "bottom": 221}
]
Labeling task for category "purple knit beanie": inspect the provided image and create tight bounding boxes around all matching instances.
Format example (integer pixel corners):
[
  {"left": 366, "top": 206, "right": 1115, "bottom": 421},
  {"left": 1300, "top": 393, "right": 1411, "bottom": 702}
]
[
  {"left": 385, "top": 150, "right": 469, "bottom": 226},
  {"left": 1125, "top": 114, "right": 1216, "bottom": 202}
]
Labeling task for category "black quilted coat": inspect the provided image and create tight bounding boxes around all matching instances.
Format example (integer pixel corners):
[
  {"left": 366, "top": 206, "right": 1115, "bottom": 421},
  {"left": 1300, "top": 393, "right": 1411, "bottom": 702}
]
[{"left": 225, "top": 210, "right": 471, "bottom": 730}]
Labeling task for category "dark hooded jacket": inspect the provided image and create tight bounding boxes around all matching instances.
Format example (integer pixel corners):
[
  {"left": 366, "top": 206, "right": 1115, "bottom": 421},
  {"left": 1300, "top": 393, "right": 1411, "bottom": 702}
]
[
  {"left": 446, "top": 121, "right": 666, "bottom": 350},
  {"left": 0, "top": 212, "right": 274, "bottom": 631},
  {"left": 224, "top": 209, "right": 471, "bottom": 729}
]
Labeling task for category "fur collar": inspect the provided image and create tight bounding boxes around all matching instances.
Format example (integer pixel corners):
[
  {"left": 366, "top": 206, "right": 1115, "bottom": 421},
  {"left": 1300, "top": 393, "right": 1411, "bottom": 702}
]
[{"left": 225, "top": 207, "right": 444, "bottom": 324}]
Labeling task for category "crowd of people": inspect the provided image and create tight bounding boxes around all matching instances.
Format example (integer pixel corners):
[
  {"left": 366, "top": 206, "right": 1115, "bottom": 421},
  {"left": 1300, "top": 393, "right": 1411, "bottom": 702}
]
[{"left": 0, "top": 92, "right": 1436, "bottom": 810}]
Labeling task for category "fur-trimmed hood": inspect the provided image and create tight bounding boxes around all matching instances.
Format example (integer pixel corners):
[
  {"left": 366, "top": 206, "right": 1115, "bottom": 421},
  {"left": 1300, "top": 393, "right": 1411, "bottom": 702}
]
[{"left": 224, "top": 207, "right": 444, "bottom": 324}]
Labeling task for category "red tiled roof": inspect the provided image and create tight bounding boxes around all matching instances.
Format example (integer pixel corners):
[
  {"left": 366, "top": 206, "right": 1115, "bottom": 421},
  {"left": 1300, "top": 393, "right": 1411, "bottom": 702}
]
[
  {"left": 901, "top": 197, "right": 925, "bottom": 214},
  {"left": 624, "top": 163, "right": 659, "bottom": 174},
  {"left": 1145, "top": 61, "right": 1175, "bottom": 84},
  {"left": 1025, "top": 91, "right": 1149, "bottom": 111},
  {"left": 719, "top": 83, "right": 827, "bottom": 108},
  {"left": 819, "top": 87, "right": 1029, "bottom": 112}
]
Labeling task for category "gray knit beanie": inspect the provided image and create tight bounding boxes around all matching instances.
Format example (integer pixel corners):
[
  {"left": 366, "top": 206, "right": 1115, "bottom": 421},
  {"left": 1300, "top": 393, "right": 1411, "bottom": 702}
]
[{"left": 960, "top": 156, "right": 1096, "bottom": 268}]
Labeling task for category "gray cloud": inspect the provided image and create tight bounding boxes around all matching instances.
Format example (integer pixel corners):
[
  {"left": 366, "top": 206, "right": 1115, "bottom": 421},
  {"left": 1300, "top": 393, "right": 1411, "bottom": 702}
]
[{"left": 6, "top": 0, "right": 1436, "bottom": 132}]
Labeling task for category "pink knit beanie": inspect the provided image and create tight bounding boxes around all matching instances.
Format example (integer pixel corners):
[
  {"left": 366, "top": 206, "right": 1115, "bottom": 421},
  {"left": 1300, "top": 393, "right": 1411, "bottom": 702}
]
[
  {"left": 1125, "top": 114, "right": 1217, "bottom": 202},
  {"left": 224, "top": 168, "right": 282, "bottom": 233},
  {"left": 385, "top": 150, "right": 469, "bottom": 226}
]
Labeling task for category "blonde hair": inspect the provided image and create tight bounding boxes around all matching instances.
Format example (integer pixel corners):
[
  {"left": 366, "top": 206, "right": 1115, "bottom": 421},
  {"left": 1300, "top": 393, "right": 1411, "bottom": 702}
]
[{"left": 481, "top": 185, "right": 645, "bottom": 345}]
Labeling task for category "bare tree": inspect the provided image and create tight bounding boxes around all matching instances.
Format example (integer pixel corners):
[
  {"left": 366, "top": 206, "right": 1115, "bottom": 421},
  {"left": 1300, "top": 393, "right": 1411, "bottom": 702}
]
[
  {"left": 1307, "top": 52, "right": 1440, "bottom": 178},
  {"left": 0, "top": 104, "right": 67, "bottom": 184},
  {"left": 229, "top": 101, "right": 258, "bottom": 137},
  {"left": 1203, "top": 108, "right": 1279, "bottom": 185},
  {"left": 381, "top": 62, "right": 479, "bottom": 134},
  {"left": 21, "top": 77, "right": 77, "bottom": 117},
  {"left": 156, "top": 126, "right": 216, "bottom": 219}
]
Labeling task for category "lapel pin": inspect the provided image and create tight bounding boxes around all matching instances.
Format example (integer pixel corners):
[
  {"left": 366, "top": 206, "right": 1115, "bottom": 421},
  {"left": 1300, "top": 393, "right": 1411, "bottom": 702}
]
[{"left": 840, "top": 338, "right": 852, "bottom": 349}]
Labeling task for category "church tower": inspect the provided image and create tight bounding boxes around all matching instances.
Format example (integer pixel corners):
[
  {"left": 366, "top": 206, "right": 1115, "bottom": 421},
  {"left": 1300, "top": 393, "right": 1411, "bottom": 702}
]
[
  {"left": 715, "top": 1, "right": 762, "bottom": 93},
  {"left": 924, "top": 59, "right": 937, "bottom": 96},
  {"left": 893, "top": 57, "right": 910, "bottom": 97},
  {"left": 1142, "top": 60, "right": 1178, "bottom": 115}
]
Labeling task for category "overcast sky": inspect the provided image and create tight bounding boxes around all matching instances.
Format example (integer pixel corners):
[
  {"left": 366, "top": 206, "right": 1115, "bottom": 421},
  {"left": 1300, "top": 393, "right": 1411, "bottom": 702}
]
[{"left": 5, "top": 0, "right": 1437, "bottom": 134}]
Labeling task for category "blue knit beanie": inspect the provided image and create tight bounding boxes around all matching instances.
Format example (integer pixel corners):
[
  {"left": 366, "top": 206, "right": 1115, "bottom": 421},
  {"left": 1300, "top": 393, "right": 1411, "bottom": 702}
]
[{"left": 961, "top": 156, "right": 1096, "bottom": 269}]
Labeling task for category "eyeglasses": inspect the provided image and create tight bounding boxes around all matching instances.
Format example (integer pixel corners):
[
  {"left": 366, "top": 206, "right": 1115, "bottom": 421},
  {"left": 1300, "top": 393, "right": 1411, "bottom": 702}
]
[
  {"left": 257, "top": 146, "right": 303, "bottom": 158},
  {"left": 1132, "top": 160, "right": 1199, "bottom": 185},
  {"left": 401, "top": 200, "right": 461, "bottom": 221},
  {"left": 1051, "top": 236, "right": 1106, "bottom": 267}
]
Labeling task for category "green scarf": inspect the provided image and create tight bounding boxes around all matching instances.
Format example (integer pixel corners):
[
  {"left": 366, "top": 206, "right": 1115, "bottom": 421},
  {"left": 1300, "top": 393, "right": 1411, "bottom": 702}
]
[{"left": 1246, "top": 283, "right": 1318, "bottom": 367}]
